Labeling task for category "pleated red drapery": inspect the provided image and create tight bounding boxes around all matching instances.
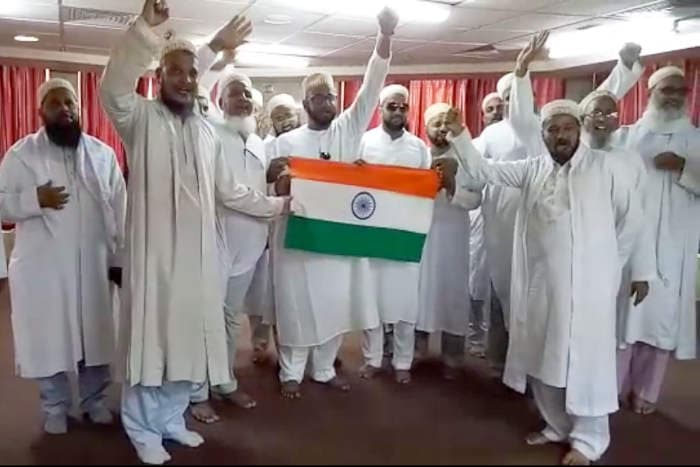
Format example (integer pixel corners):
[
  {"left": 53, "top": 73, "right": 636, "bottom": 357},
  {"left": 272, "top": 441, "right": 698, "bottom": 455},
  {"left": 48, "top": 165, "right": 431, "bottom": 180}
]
[{"left": 0, "top": 65, "right": 46, "bottom": 156}]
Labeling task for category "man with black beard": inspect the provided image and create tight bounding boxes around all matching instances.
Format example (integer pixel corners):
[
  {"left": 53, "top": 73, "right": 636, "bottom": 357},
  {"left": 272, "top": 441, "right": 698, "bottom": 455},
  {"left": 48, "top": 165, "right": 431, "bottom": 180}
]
[{"left": 0, "top": 78, "right": 126, "bottom": 435}]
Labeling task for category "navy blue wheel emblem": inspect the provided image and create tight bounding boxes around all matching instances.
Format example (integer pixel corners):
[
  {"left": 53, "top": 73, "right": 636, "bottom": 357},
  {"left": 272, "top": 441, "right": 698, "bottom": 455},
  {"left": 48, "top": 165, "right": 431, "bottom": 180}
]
[{"left": 351, "top": 192, "right": 376, "bottom": 220}]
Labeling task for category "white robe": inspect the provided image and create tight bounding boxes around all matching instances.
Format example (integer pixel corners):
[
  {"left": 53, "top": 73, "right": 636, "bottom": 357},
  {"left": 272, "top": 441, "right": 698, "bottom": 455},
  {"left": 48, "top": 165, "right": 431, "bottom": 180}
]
[
  {"left": 100, "top": 18, "right": 284, "bottom": 387},
  {"left": 264, "top": 134, "right": 277, "bottom": 159},
  {"left": 358, "top": 126, "right": 430, "bottom": 324},
  {"left": 614, "top": 115, "right": 700, "bottom": 359},
  {"left": 452, "top": 131, "right": 643, "bottom": 417},
  {"left": 417, "top": 147, "right": 482, "bottom": 335},
  {"left": 468, "top": 136, "right": 489, "bottom": 301},
  {"left": 479, "top": 60, "right": 644, "bottom": 327},
  {"left": 0, "top": 129, "right": 126, "bottom": 378},
  {"left": 273, "top": 50, "right": 390, "bottom": 347}
]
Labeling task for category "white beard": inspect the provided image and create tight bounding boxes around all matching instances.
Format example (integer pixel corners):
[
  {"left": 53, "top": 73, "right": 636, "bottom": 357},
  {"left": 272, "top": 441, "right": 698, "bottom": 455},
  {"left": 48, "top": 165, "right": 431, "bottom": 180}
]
[
  {"left": 224, "top": 115, "right": 257, "bottom": 135},
  {"left": 640, "top": 100, "right": 692, "bottom": 133}
]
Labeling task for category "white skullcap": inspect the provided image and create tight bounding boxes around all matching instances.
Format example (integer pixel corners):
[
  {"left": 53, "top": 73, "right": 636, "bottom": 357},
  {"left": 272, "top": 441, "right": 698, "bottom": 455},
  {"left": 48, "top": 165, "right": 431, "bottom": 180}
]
[
  {"left": 251, "top": 88, "right": 263, "bottom": 110},
  {"left": 160, "top": 39, "right": 197, "bottom": 61},
  {"left": 37, "top": 78, "right": 78, "bottom": 107},
  {"left": 648, "top": 65, "right": 685, "bottom": 90},
  {"left": 481, "top": 92, "right": 502, "bottom": 112},
  {"left": 302, "top": 72, "right": 335, "bottom": 96},
  {"left": 540, "top": 99, "right": 581, "bottom": 124},
  {"left": 267, "top": 93, "right": 298, "bottom": 113},
  {"left": 497, "top": 73, "right": 514, "bottom": 99},
  {"left": 217, "top": 71, "right": 252, "bottom": 107},
  {"left": 578, "top": 90, "right": 617, "bottom": 115},
  {"left": 379, "top": 84, "right": 409, "bottom": 104},
  {"left": 424, "top": 103, "right": 451, "bottom": 124}
]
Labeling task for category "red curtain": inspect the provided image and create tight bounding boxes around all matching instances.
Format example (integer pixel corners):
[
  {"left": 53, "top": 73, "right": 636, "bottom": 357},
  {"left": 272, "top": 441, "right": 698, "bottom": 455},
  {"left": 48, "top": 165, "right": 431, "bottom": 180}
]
[
  {"left": 594, "top": 58, "right": 700, "bottom": 126},
  {"left": 339, "top": 75, "right": 565, "bottom": 142},
  {"left": 80, "top": 72, "right": 126, "bottom": 171},
  {"left": 0, "top": 65, "right": 46, "bottom": 156}
]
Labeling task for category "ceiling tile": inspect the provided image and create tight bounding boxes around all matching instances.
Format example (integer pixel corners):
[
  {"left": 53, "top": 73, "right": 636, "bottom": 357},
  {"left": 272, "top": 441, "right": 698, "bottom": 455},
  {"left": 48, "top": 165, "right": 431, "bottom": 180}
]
[
  {"left": 489, "top": 13, "right": 588, "bottom": 32},
  {"left": 0, "top": 1, "right": 58, "bottom": 22},
  {"left": 62, "top": 0, "right": 143, "bottom": 14},
  {"left": 458, "top": 0, "right": 565, "bottom": 12},
  {"left": 543, "top": 0, "right": 659, "bottom": 16},
  {"left": 453, "top": 28, "right": 529, "bottom": 43},
  {"left": 279, "top": 32, "right": 365, "bottom": 54},
  {"left": 63, "top": 24, "right": 124, "bottom": 50},
  {"left": 306, "top": 16, "right": 378, "bottom": 37}
]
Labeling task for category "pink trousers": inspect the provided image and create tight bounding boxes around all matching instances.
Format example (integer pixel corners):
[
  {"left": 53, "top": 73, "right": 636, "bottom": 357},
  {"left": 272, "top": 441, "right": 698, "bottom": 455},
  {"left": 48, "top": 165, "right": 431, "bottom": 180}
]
[{"left": 617, "top": 342, "right": 670, "bottom": 404}]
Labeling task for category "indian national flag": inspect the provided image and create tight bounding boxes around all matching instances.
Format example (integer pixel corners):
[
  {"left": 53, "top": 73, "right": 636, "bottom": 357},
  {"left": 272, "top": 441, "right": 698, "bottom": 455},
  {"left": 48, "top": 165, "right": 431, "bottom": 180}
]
[{"left": 284, "top": 157, "right": 439, "bottom": 262}]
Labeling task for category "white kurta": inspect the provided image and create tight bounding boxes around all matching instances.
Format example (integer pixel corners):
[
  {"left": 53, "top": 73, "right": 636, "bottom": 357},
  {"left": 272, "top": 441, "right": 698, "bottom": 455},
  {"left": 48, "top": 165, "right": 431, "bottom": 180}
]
[
  {"left": 452, "top": 131, "right": 643, "bottom": 417},
  {"left": 614, "top": 116, "right": 700, "bottom": 359},
  {"left": 479, "top": 60, "right": 644, "bottom": 327},
  {"left": 100, "top": 18, "right": 284, "bottom": 387},
  {"left": 273, "top": 50, "right": 389, "bottom": 347},
  {"left": 468, "top": 136, "right": 489, "bottom": 301},
  {"left": 417, "top": 147, "right": 482, "bottom": 335},
  {"left": 264, "top": 134, "right": 277, "bottom": 159},
  {"left": 0, "top": 129, "right": 125, "bottom": 378},
  {"left": 359, "top": 126, "right": 430, "bottom": 324}
]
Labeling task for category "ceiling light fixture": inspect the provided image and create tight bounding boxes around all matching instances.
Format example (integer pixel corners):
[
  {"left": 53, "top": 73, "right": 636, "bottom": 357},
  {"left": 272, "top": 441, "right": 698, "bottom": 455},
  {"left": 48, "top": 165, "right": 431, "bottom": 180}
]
[
  {"left": 235, "top": 52, "right": 310, "bottom": 69},
  {"left": 264, "top": 14, "right": 293, "bottom": 26},
  {"left": 276, "top": 0, "right": 450, "bottom": 24},
  {"left": 14, "top": 35, "right": 39, "bottom": 42}
]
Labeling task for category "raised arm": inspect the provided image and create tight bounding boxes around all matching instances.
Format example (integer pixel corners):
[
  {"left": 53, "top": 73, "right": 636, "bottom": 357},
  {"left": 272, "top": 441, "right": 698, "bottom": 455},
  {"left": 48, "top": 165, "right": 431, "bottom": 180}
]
[
  {"left": 335, "top": 7, "right": 397, "bottom": 157},
  {"left": 197, "top": 17, "right": 253, "bottom": 94},
  {"left": 445, "top": 108, "right": 529, "bottom": 189},
  {"left": 597, "top": 43, "right": 644, "bottom": 100},
  {"left": 100, "top": 0, "right": 166, "bottom": 145}
]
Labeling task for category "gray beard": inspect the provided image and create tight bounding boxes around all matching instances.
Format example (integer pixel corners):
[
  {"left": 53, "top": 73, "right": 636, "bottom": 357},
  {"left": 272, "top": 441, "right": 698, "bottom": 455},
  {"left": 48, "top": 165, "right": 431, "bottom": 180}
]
[{"left": 647, "top": 102, "right": 687, "bottom": 123}]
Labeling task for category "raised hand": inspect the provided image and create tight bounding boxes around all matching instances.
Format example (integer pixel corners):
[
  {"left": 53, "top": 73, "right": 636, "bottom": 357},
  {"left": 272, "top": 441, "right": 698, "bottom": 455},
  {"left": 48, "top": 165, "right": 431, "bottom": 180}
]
[
  {"left": 515, "top": 31, "right": 549, "bottom": 77},
  {"left": 141, "top": 0, "right": 170, "bottom": 27},
  {"left": 209, "top": 15, "right": 253, "bottom": 53},
  {"left": 377, "top": 6, "right": 399, "bottom": 36},
  {"left": 444, "top": 107, "right": 465, "bottom": 137},
  {"left": 37, "top": 180, "right": 69, "bottom": 210},
  {"left": 619, "top": 42, "right": 642, "bottom": 70}
]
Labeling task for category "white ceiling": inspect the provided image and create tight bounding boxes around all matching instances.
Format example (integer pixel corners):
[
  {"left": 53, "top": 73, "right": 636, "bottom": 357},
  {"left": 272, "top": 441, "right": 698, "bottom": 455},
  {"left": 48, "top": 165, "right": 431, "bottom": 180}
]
[{"left": 0, "top": 0, "right": 698, "bottom": 75}]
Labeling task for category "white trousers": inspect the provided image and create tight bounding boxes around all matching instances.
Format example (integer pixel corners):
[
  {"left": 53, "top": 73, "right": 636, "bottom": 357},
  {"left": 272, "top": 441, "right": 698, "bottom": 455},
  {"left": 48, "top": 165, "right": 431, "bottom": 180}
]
[
  {"left": 122, "top": 382, "right": 192, "bottom": 457},
  {"left": 278, "top": 335, "right": 343, "bottom": 383},
  {"left": 191, "top": 269, "right": 255, "bottom": 402},
  {"left": 530, "top": 378, "right": 610, "bottom": 461},
  {"left": 36, "top": 362, "right": 110, "bottom": 416},
  {"left": 362, "top": 321, "right": 415, "bottom": 370}
]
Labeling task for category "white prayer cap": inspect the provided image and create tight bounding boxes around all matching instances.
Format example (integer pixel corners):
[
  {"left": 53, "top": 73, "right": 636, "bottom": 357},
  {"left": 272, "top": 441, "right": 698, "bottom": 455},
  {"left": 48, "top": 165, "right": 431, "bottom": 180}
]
[
  {"left": 267, "top": 93, "right": 298, "bottom": 113},
  {"left": 578, "top": 90, "right": 617, "bottom": 115},
  {"left": 540, "top": 99, "right": 581, "bottom": 124},
  {"left": 648, "top": 65, "right": 685, "bottom": 90},
  {"left": 424, "top": 102, "right": 451, "bottom": 124},
  {"left": 37, "top": 78, "right": 78, "bottom": 107},
  {"left": 302, "top": 72, "right": 335, "bottom": 96},
  {"left": 379, "top": 84, "right": 409, "bottom": 104},
  {"left": 160, "top": 38, "right": 197, "bottom": 61},
  {"left": 217, "top": 71, "right": 252, "bottom": 106},
  {"left": 497, "top": 72, "right": 514, "bottom": 99},
  {"left": 251, "top": 88, "right": 263, "bottom": 110},
  {"left": 481, "top": 92, "right": 502, "bottom": 112}
]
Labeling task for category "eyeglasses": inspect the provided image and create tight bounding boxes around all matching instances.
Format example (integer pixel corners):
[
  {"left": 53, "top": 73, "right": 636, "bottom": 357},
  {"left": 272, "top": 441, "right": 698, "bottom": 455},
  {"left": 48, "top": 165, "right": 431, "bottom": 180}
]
[
  {"left": 386, "top": 103, "right": 409, "bottom": 112},
  {"left": 586, "top": 110, "right": 619, "bottom": 120},
  {"left": 308, "top": 93, "right": 337, "bottom": 105}
]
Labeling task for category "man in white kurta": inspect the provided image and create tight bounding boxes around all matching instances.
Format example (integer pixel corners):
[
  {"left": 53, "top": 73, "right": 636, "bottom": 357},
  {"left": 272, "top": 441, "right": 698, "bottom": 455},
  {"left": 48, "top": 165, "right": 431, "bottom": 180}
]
[
  {"left": 450, "top": 100, "right": 643, "bottom": 465},
  {"left": 614, "top": 65, "right": 700, "bottom": 415},
  {"left": 271, "top": 7, "right": 398, "bottom": 399},
  {"left": 480, "top": 36, "right": 644, "bottom": 377},
  {"left": 357, "top": 85, "right": 431, "bottom": 384},
  {"left": 264, "top": 93, "right": 302, "bottom": 159},
  {"left": 101, "top": 2, "right": 286, "bottom": 463},
  {"left": 0, "top": 78, "right": 125, "bottom": 435},
  {"left": 414, "top": 103, "right": 482, "bottom": 380}
]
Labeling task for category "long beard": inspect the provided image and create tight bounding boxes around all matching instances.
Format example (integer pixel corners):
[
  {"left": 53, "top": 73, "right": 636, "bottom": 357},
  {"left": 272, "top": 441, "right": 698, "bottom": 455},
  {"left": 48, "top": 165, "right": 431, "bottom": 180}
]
[
  {"left": 45, "top": 120, "right": 82, "bottom": 149},
  {"left": 648, "top": 100, "right": 687, "bottom": 123},
  {"left": 225, "top": 115, "right": 257, "bottom": 135}
]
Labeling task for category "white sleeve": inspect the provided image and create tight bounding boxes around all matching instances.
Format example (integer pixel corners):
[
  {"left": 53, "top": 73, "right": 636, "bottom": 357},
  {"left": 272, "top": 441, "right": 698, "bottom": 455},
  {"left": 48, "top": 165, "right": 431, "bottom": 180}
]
[
  {"left": 509, "top": 73, "right": 542, "bottom": 156},
  {"left": 596, "top": 58, "right": 644, "bottom": 100},
  {"left": 0, "top": 152, "right": 43, "bottom": 223},
  {"left": 450, "top": 131, "right": 530, "bottom": 188},
  {"left": 676, "top": 132, "right": 700, "bottom": 196},
  {"left": 108, "top": 153, "right": 127, "bottom": 268},
  {"left": 197, "top": 45, "right": 220, "bottom": 94}
]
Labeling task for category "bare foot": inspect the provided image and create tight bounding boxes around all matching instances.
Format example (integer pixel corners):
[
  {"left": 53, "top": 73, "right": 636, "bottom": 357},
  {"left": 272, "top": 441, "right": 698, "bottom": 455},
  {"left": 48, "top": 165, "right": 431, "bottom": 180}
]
[
  {"left": 359, "top": 364, "right": 381, "bottom": 379},
  {"left": 442, "top": 365, "right": 460, "bottom": 381},
  {"left": 320, "top": 376, "right": 351, "bottom": 392},
  {"left": 562, "top": 448, "right": 591, "bottom": 466},
  {"left": 189, "top": 401, "right": 220, "bottom": 424},
  {"left": 632, "top": 395, "right": 656, "bottom": 415},
  {"left": 395, "top": 369, "right": 411, "bottom": 384},
  {"left": 281, "top": 381, "right": 302, "bottom": 399},
  {"left": 222, "top": 390, "right": 257, "bottom": 409},
  {"left": 525, "top": 431, "right": 551, "bottom": 446}
]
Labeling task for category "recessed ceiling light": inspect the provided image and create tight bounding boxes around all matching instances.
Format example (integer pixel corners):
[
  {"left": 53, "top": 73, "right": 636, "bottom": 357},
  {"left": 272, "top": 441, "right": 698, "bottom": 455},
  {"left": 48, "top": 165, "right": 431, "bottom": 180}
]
[
  {"left": 14, "top": 34, "right": 39, "bottom": 43},
  {"left": 264, "top": 14, "right": 292, "bottom": 26}
]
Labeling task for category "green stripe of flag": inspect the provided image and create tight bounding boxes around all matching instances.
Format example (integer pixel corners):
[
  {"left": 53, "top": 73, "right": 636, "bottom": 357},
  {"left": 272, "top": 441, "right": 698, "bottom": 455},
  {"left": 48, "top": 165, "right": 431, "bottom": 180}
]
[{"left": 284, "top": 215, "right": 426, "bottom": 263}]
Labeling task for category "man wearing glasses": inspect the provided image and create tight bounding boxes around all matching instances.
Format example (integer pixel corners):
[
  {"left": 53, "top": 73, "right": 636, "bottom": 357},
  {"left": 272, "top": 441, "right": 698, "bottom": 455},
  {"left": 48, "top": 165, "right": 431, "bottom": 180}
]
[{"left": 613, "top": 65, "right": 700, "bottom": 416}]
